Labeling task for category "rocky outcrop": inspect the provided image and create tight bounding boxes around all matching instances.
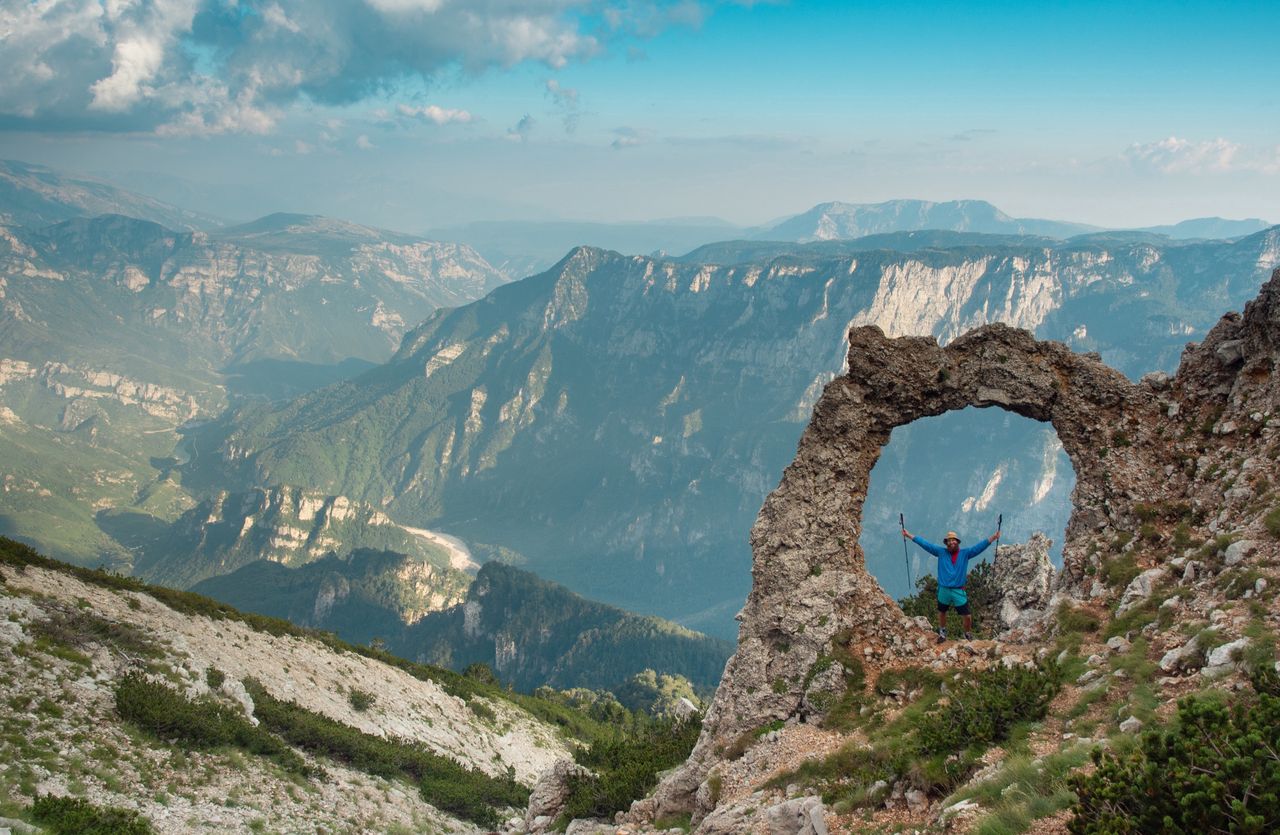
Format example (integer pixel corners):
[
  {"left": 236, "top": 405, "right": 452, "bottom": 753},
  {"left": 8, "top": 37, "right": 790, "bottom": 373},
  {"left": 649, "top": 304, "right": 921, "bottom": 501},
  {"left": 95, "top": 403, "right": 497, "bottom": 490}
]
[
  {"left": 646, "top": 269, "right": 1280, "bottom": 825},
  {"left": 524, "top": 759, "right": 594, "bottom": 833},
  {"left": 990, "top": 532, "right": 1055, "bottom": 633}
]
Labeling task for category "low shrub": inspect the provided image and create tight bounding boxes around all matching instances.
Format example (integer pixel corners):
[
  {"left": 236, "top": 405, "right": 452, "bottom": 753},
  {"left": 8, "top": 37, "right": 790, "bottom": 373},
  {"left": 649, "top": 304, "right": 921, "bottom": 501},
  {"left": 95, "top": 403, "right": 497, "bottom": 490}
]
[
  {"left": 205, "top": 667, "right": 226, "bottom": 690},
  {"left": 875, "top": 667, "right": 940, "bottom": 698},
  {"left": 243, "top": 679, "right": 525, "bottom": 828},
  {"left": 560, "top": 717, "right": 702, "bottom": 822},
  {"left": 772, "top": 662, "right": 1062, "bottom": 808},
  {"left": 1070, "top": 691, "right": 1280, "bottom": 834},
  {"left": 1056, "top": 603, "right": 1100, "bottom": 636},
  {"left": 915, "top": 662, "right": 1061, "bottom": 757},
  {"left": 466, "top": 697, "right": 496, "bottom": 722},
  {"left": 1099, "top": 553, "right": 1140, "bottom": 591},
  {"left": 30, "top": 794, "right": 153, "bottom": 835},
  {"left": 28, "top": 605, "right": 160, "bottom": 659},
  {"left": 114, "top": 673, "right": 310, "bottom": 776},
  {"left": 347, "top": 688, "right": 375, "bottom": 712}
]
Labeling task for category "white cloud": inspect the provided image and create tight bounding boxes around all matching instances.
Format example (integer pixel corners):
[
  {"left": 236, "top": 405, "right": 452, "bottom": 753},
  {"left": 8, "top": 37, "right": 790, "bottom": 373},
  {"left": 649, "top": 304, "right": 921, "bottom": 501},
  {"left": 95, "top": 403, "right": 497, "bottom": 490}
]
[
  {"left": 0, "top": 0, "right": 712, "bottom": 134},
  {"left": 1125, "top": 136, "right": 1280, "bottom": 175},
  {"left": 356, "top": 134, "right": 375, "bottom": 150},
  {"left": 396, "top": 104, "right": 474, "bottom": 125}
]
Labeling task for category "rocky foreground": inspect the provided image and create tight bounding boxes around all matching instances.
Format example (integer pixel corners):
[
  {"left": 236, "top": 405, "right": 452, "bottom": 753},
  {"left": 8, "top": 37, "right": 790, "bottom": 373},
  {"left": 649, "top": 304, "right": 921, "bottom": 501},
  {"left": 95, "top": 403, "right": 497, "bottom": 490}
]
[
  {"left": 0, "top": 547, "right": 570, "bottom": 834},
  {"left": 618, "top": 269, "right": 1280, "bottom": 833}
]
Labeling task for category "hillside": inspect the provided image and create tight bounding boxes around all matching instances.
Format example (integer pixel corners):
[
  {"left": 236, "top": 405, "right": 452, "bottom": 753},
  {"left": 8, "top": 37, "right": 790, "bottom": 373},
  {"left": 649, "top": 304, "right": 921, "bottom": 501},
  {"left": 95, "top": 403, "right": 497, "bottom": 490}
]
[
  {"left": 201, "top": 229, "right": 1280, "bottom": 636},
  {"left": 0, "top": 210, "right": 505, "bottom": 567},
  {"left": 193, "top": 558, "right": 731, "bottom": 695},
  {"left": 0, "top": 537, "right": 581, "bottom": 833}
]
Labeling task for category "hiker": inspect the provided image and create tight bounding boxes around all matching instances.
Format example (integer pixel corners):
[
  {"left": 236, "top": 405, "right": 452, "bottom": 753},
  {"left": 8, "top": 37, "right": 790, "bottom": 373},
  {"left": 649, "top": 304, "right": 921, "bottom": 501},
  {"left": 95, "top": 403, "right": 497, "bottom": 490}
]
[{"left": 900, "top": 526, "right": 1000, "bottom": 643}]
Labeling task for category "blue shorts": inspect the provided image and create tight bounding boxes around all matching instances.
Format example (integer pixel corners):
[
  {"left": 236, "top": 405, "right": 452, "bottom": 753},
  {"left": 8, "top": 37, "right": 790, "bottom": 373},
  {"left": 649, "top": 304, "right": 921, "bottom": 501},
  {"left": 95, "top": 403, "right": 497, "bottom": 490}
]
[{"left": 937, "top": 586, "right": 969, "bottom": 614}]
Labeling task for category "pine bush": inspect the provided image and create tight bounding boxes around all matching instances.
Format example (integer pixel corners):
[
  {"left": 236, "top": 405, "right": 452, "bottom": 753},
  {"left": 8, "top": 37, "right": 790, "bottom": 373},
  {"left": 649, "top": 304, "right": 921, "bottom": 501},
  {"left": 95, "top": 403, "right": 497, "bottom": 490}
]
[
  {"left": 1070, "top": 692, "right": 1280, "bottom": 834},
  {"left": 30, "top": 795, "right": 153, "bottom": 835}
]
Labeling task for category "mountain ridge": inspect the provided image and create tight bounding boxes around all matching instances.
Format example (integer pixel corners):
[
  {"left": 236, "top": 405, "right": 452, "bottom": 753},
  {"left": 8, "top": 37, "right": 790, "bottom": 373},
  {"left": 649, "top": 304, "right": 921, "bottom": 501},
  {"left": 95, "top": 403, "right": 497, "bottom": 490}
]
[{"left": 198, "top": 231, "right": 1280, "bottom": 636}]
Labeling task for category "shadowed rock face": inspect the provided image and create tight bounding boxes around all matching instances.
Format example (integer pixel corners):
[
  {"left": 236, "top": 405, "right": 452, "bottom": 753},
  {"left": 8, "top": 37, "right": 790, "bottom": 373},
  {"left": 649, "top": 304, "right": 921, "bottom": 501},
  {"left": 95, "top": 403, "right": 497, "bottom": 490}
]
[{"left": 645, "top": 269, "right": 1280, "bottom": 823}]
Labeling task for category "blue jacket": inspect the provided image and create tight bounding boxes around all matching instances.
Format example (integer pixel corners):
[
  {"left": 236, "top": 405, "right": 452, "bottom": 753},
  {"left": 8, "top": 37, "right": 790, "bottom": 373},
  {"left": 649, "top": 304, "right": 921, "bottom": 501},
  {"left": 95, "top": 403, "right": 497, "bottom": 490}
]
[{"left": 912, "top": 536, "right": 992, "bottom": 589}]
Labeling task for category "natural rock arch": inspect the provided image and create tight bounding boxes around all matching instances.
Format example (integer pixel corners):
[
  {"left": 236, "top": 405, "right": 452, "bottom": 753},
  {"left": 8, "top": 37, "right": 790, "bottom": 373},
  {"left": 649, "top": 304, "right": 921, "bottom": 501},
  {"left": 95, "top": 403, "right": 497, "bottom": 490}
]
[{"left": 644, "top": 311, "right": 1222, "bottom": 821}]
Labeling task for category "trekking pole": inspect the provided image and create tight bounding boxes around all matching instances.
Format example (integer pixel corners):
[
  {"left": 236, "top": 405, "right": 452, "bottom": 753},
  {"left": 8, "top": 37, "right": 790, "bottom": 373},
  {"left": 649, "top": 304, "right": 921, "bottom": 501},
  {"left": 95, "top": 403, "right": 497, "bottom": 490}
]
[
  {"left": 900, "top": 513, "right": 913, "bottom": 590},
  {"left": 994, "top": 513, "right": 1003, "bottom": 562}
]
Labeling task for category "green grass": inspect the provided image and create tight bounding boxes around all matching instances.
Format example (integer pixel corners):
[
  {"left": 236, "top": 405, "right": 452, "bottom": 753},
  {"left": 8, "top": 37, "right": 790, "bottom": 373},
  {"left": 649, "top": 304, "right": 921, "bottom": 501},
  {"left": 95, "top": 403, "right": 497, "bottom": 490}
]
[
  {"left": 771, "top": 662, "right": 1063, "bottom": 809},
  {"left": 1099, "top": 553, "right": 1140, "bottom": 591},
  {"left": 948, "top": 745, "right": 1093, "bottom": 835},
  {"left": 1055, "top": 603, "right": 1100, "bottom": 637},
  {"left": 1265, "top": 507, "right": 1280, "bottom": 538}
]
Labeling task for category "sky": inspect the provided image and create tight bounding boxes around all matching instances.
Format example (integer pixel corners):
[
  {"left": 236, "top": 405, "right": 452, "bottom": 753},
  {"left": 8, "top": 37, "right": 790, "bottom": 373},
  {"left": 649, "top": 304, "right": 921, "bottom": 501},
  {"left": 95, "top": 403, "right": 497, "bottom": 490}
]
[{"left": 1, "top": 0, "right": 1277, "bottom": 231}]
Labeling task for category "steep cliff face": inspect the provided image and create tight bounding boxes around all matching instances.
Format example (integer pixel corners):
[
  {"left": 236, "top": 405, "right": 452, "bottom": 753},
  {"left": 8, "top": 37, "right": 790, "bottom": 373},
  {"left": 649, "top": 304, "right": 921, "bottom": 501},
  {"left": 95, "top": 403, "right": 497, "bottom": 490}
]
[
  {"left": 3, "top": 213, "right": 506, "bottom": 371},
  {"left": 111, "top": 485, "right": 473, "bottom": 597},
  {"left": 214, "top": 232, "right": 1278, "bottom": 635},
  {"left": 646, "top": 269, "right": 1280, "bottom": 822},
  {"left": 401, "top": 561, "right": 732, "bottom": 693},
  {"left": 0, "top": 211, "right": 506, "bottom": 569}
]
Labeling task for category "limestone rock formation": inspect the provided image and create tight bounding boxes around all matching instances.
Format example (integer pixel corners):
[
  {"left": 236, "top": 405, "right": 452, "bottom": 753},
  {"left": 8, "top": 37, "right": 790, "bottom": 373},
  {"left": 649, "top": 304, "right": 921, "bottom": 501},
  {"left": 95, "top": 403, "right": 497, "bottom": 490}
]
[
  {"left": 524, "top": 759, "right": 594, "bottom": 833},
  {"left": 644, "top": 269, "right": 1280, "bottom": 825},
  {"left": 990, "top": 532, "right": 1055, "bottom": 634}
]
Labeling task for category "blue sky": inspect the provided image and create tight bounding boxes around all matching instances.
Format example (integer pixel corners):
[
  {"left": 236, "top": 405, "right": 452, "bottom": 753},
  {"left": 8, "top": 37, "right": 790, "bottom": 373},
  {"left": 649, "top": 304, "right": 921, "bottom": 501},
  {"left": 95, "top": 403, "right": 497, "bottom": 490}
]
[{"left": 0, "top": 0, "right": 1276, "bottom": 229}]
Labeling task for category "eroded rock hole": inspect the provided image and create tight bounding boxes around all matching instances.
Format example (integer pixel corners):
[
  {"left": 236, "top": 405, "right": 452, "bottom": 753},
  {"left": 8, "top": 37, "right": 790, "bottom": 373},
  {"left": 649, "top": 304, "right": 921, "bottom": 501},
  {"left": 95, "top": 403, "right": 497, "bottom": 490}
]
[{"left": 860, "top": 406, "right": 1077, "bottom": 602}]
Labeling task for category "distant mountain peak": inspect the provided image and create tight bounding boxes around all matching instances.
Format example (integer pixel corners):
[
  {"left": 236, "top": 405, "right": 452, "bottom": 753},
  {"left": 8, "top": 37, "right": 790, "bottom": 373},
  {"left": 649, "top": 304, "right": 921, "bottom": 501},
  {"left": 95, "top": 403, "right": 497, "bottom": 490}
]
[
  {"left": 761, "top": 198, "right": 1092, "bottom": 242},
  {"left": 0, "top": 159, "right": 221, "bottom": 231}
]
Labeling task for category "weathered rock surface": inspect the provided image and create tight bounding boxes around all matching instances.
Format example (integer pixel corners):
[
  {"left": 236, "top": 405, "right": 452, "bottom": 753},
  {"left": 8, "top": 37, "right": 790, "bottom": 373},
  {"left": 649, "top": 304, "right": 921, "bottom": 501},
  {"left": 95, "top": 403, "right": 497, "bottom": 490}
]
[
  {"left": 1117, "top": 567, "right": 1170, "bottom": 615},
  {"left": 697, "top": 795, "right": 828, "bottom": 835},
  {"left": 525, "top": 760, "right": 594, "bottom": 832},
  {"left": 645, "top": 269, "right": 1280, "bottom": 826},
  {"left": 990, "top": 532, "right": 1055, "bottom": 632}
]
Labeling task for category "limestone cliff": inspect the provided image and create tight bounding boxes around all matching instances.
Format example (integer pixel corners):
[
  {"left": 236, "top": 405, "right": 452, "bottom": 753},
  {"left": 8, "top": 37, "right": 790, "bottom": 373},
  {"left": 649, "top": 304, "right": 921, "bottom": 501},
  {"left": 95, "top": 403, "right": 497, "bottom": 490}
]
[{"left": 642, "top": 269, "right": 1280, "bottom": 826}]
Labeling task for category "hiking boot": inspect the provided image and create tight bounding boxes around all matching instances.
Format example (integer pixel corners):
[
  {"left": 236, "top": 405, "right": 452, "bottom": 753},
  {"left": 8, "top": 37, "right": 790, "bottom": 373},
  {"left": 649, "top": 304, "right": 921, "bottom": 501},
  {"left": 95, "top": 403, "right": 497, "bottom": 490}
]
[
  {"left": 964, "top": 631, "right": 974, "bottom": 641},
  {"left": 936, "top": 630, "right": 946, "bottom": 644}
]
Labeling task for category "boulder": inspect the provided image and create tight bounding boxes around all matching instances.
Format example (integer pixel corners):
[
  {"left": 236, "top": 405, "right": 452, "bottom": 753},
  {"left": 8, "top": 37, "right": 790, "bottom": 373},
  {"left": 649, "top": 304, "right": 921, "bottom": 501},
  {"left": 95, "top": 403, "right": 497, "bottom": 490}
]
[
  {"left": 1224, "top": 540, "right": 1258, "bottom": 567},
  {"left": 1202, "top": 638, "right": 1251, "bottom": 679},
  {"left": 526, "top": 760, "right": 593, "bottom": 831},
  {"left": 764, "top": 796, "right": 828, "bottom": 835},
  {"left": 1117, "top": 568, "right": 1169, "bottom": 615},
  {"left": 937, "top": 799, "right": 981, "bottom": 831},
  {"left": 1160, "top": 632, "right": 1212, "bottom": 674}
]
